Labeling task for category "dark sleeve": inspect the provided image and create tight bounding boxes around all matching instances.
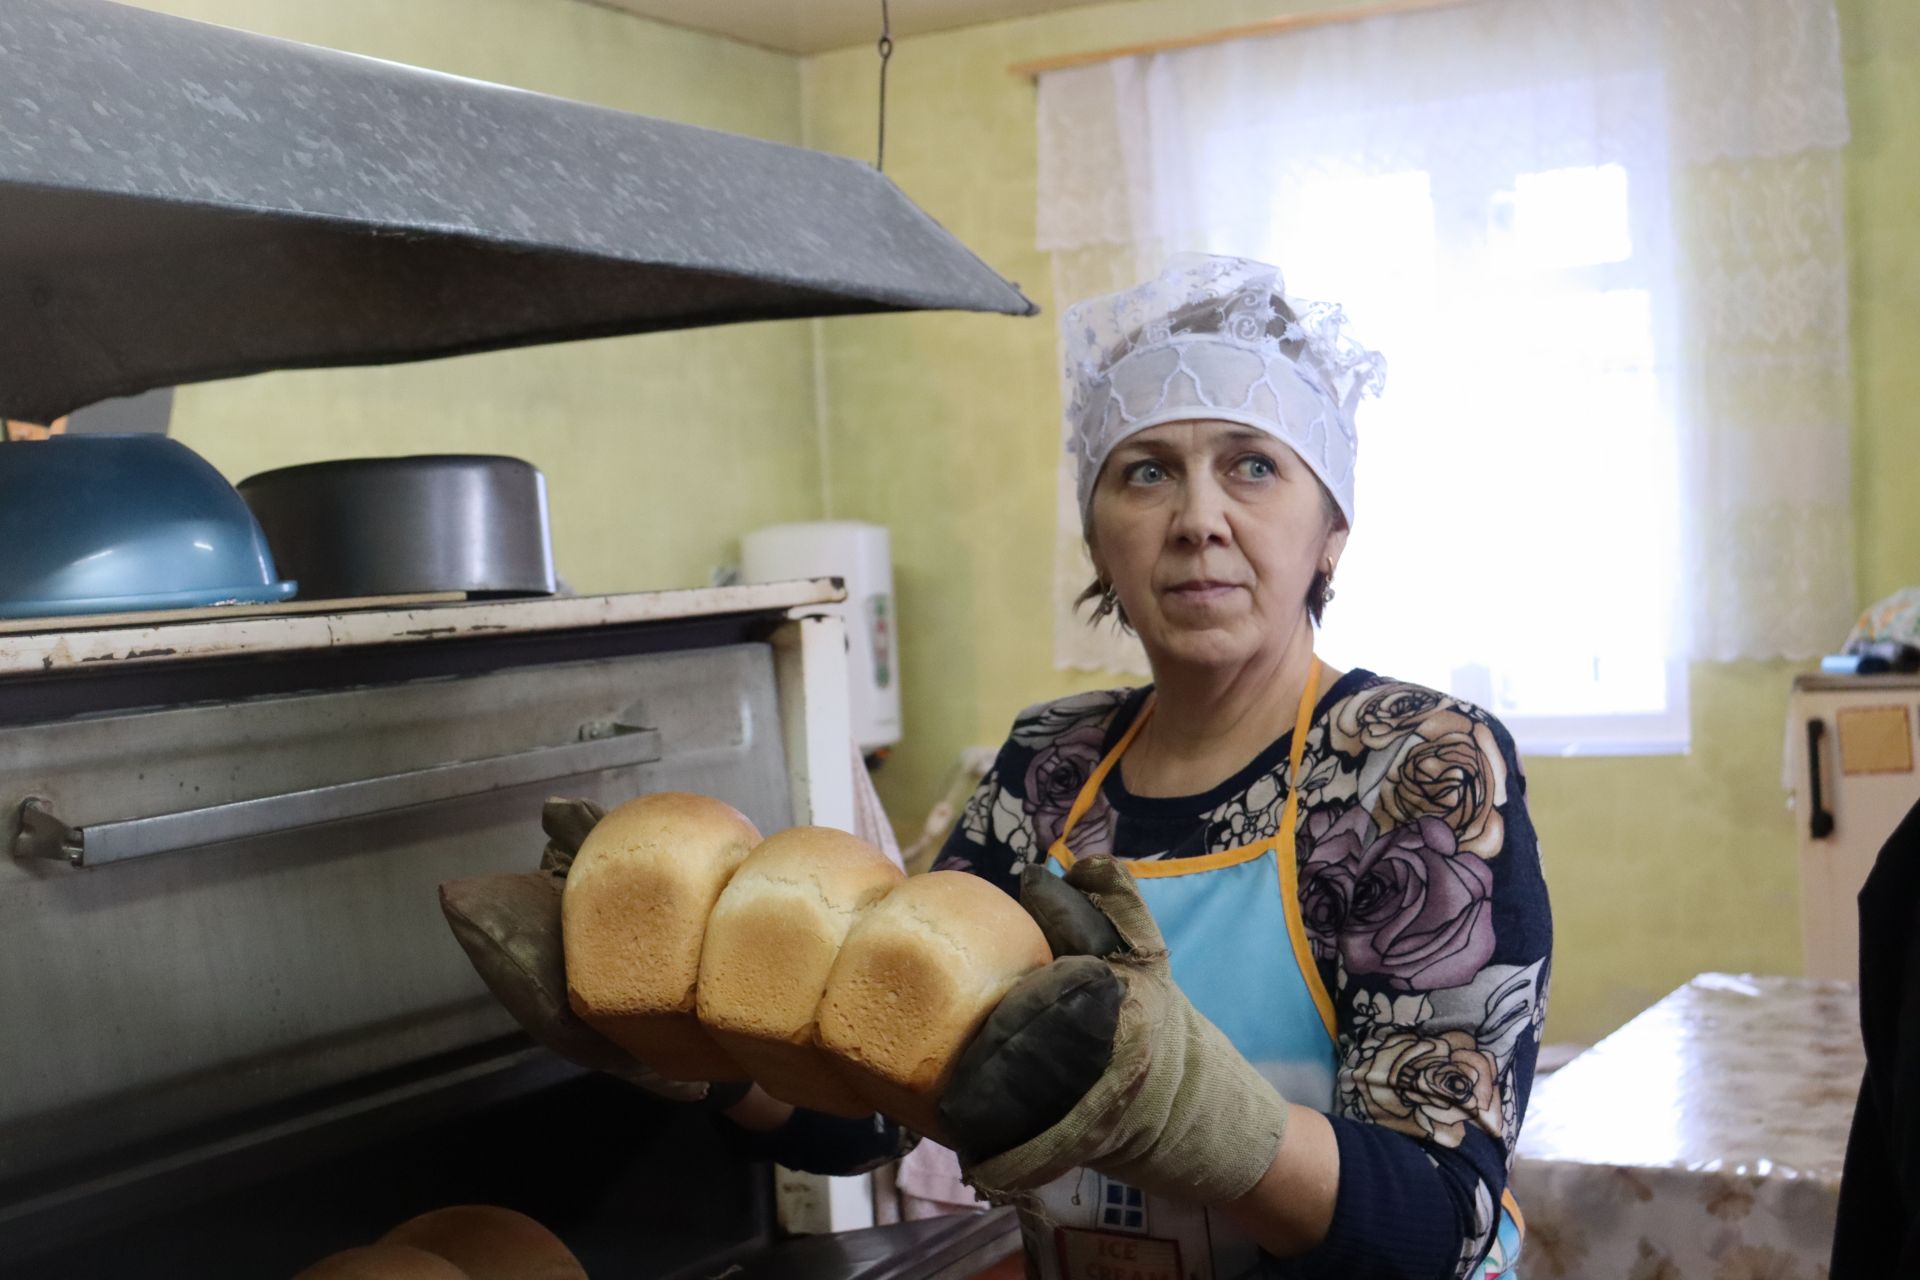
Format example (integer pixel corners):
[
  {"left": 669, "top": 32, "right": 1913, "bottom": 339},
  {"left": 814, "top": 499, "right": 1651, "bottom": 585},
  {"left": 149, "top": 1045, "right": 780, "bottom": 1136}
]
[
  {"left": 1832, "top": 795, "right": 1920, "bottom": 1275},
  {"left": 715, "top": 1107, "right": 917, "bottom": 1177},
  {"left": 1286, "top": 712, "right": 1551, "bottom": 1279},
  {"left": 1281, "top": 1120, "right": 1511, "bottom": 1280}
]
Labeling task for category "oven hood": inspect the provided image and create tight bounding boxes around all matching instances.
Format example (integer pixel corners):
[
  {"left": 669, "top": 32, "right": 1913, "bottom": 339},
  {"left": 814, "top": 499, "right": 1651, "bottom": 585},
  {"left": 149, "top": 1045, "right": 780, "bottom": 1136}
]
[{"left": 0, "top": 0, "right": 1038, "bottom": 423}]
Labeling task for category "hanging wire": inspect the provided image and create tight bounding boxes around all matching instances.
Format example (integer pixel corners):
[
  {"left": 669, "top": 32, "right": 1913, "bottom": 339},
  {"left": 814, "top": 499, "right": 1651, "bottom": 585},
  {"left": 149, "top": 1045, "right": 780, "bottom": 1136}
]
[{"left": 874, "top": 0, "right": 893, "bottom": 171}]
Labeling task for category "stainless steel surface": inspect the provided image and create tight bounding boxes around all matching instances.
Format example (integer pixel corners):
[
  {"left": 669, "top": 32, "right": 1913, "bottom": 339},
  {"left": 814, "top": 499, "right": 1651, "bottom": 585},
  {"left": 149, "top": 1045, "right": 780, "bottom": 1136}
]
[
  {"left": 239, "top": 456, "right": 558, "bottom": 600},
  {"left": 0, "top": 0, "right": 1035, "bottom": 423},
  {"left": 689, "top": 1207, "right": 1021, "bottom": 1280},
  {"left": 0, "top": 640, "right": 793, "bottom": 1185},
  {"left": 12, "top": 726, "right": 659, "bottom": 867}
]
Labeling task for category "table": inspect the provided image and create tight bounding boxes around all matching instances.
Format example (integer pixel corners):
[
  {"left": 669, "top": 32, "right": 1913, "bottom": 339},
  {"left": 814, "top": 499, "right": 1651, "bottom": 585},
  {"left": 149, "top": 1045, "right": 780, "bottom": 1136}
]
[{"left": 1511, "top": 974, "right": 1863, "bottom": 1279}]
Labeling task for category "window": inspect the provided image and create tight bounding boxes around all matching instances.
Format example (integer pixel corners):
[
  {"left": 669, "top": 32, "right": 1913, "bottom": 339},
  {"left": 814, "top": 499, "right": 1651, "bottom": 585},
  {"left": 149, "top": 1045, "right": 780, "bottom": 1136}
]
[
  {"left": 1100, "top": 1180, "right": 1147, "bottom": 1231},
  {"left": 1041, "top": 0, "right": 1854, "bottom": 701},
  {"left": 1239, "top": 158, "right": 1688, "bottom": 754}
]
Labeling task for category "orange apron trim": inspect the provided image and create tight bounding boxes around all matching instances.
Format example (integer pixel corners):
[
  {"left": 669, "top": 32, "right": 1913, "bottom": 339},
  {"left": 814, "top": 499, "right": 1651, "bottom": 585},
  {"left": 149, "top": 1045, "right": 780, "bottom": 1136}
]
[
  {"left": 1046, "top": 691, "right": 1154, "bottom": 873},
  {"left": 1034, "top": 659, "right": 1526, "bottom": 1271},
  {"left": 1045, "top": 660, "right": 1338, "bottom": 1042},
  {"left": 1500, "top": 1188, "right": 1525, "bottom": 1237}
]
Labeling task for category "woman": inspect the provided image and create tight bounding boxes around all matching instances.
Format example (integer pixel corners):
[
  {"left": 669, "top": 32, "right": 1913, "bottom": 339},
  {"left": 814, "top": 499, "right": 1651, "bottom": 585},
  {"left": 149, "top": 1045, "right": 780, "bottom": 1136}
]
[
  {"left": 444, "top": 256, "right": 1549, "bottom": 1280},
  {"left": 924, "top": 255, "right": 1550, "bottom": 1280}
]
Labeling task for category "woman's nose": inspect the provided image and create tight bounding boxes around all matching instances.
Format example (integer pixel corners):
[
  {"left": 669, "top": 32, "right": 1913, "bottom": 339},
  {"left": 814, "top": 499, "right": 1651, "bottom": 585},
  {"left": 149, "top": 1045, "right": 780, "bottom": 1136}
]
[{"left": 1170, "top": 475, "right": 1232, "bottom": 545}]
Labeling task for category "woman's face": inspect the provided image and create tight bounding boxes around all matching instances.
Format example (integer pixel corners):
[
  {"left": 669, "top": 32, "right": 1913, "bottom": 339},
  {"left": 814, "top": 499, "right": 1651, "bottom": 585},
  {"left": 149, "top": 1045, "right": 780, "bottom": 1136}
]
[{"left": 1087, "top": 419, "right": 1347, "bottom": 672}]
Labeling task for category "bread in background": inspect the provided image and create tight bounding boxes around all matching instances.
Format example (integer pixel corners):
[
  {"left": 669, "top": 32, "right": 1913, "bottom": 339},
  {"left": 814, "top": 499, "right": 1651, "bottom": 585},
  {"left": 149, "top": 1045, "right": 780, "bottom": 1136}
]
[
  {"left": 381, "top": 1205, "right": 586, "bottom": 1280},
  {"left": 563, "top": 791, "right": 759, "bottom": 1081},
  {"left": 698, "top": 827, "right": 903, "bottom": 1115},
  {"left": 292, "top": 1243, "right": 471, "bottom": 1279},
  {"left": 816, "top": 870, "right": 1052, "bottom": 1140}
]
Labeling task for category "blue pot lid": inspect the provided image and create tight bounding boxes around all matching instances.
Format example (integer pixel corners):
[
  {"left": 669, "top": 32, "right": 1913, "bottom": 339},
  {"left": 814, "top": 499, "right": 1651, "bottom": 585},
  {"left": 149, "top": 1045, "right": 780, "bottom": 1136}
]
[{"left": 0, "top": 435, "right": 299, "bottom": 618}]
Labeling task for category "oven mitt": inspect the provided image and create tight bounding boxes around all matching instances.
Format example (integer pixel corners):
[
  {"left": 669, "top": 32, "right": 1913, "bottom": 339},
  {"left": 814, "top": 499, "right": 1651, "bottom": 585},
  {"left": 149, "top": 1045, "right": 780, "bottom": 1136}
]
[
  {"left": 536, "top": 795, "right": 604, "bottom": 876},
  {"left": 436, "top": 797, "right": 749, "bottom": 1109},
  {"left": 943, "top": 856, "right": 1289, "bottom": 1205},
  {"left": 937, "top": 871, "right": 1122, "bottom": 1158}
]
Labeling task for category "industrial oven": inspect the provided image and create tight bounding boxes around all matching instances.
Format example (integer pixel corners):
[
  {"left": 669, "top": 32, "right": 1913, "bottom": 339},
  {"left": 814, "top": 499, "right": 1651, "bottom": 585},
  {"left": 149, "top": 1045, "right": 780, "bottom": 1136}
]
[
  {"left": 0, "top": 1, "right": 1036, "bottom": 1271},
  {"left": 0, "top": 585, "right": 1015, "bottom": 1276}
]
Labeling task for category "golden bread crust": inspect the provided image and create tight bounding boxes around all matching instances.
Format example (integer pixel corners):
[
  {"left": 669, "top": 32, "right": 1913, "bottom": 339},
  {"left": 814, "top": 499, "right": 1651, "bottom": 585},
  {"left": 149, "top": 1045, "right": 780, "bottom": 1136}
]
[
  {"left": 563, "top": 791, "right": 760, "bottom": 1082},
  {"left": 698, "top": 826, "right": 902, "bottom": 1115},
  {"left": 380, "top": 1205, "right": 585, "bottom": 1280},
  {"left": 816, "top": 871, "right": 1051, "bottom": 1138}
]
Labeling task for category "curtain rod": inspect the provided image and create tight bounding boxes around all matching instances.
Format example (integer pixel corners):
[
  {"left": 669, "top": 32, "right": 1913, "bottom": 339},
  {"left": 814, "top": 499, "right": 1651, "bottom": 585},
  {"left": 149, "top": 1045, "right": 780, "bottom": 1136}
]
[{"left": 1009, "top": 0, "right": 1477, "bottom": 78}]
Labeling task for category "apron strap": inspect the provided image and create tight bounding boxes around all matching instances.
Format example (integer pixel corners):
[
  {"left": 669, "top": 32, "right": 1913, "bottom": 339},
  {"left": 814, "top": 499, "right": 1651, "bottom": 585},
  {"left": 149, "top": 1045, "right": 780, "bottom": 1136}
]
[
  {"left": 1047, "top": 691, "right": 1154, "bottom": 869},
  {"left": 1050, "top": 658, "right": 1324, "bottom": 869},
  {"left": 1272, "top": 659, "right": 1337, "bottom": 1040},
  {"left": 1276, "top": 658, "right": 1323, "bottom": 848}
]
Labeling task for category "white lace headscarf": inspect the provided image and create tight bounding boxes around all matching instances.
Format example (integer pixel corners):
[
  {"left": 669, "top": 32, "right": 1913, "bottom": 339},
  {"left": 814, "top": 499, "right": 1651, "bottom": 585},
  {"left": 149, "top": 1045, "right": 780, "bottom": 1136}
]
[{"left": 1064, "top": 254, "right": 1386, "bottom": 526}]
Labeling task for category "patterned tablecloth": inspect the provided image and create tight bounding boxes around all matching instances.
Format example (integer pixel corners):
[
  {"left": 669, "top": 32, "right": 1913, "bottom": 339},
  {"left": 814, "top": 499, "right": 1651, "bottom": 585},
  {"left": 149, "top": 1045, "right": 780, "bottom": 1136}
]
[{"left": 1511, "top": 974, "right": 1862, "bottom": 1280}]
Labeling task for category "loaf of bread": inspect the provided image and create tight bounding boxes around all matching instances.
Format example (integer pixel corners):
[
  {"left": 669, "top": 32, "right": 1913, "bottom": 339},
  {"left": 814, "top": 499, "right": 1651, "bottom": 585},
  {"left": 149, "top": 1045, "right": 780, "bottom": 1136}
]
[
  {"left": 696, "top": 827, "right": 903, "bottom": 1116},
  {"left": 380, "top": 1206, "right": 586, "bottom": 1280},
  {"left": 563, "top": 791, "right": 760, "bottom": 1081},
  {"left": 816, "top": 871, "right": 1052, "bottom": 1139},
  {"left": 292, "top": 1244, "right": 470, "bottom": 1280}
]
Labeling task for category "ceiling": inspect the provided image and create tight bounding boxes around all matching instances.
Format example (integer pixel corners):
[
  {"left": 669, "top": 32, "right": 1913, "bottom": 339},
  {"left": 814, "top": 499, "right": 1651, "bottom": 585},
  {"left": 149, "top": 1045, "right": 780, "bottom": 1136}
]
[{"left": 586, "top": 0, "right": 1109, "bottom": 55}]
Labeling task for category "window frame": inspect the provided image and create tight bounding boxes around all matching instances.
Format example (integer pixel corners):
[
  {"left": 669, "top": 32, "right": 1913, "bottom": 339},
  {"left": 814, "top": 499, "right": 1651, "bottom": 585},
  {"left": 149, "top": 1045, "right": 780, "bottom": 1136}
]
[
  {"left": 1296, "top": 151, "right": 1692, "bottom": 756},
  {"left": 1494, "top": 659, "right": 1691, "bottom": 757}
]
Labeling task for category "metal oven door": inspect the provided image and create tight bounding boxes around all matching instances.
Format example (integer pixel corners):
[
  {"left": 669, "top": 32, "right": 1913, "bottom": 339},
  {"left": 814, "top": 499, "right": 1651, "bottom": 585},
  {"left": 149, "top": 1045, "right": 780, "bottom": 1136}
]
[{"left": 0, "top": 640, "right": 791, "bottom": 1237}]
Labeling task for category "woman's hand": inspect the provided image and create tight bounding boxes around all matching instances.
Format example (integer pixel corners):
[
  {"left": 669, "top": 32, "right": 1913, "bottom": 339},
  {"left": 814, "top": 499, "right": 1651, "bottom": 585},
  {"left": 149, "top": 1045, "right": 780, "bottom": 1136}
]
[{"left": 940, "top": 857, "right": 1292, "bottom": 1206}]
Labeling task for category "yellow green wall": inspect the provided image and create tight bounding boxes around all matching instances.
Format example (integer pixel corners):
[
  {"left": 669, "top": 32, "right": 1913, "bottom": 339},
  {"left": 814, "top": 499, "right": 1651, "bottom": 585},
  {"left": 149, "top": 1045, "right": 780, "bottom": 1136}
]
[
  {"left": 1845, "top": 0, "right": 1920, "bottom": 605},
  {"left": 97, "top": 0, "right": 1920, "bottom": 1045},
  {"left": 801, "top": 0, "right": 1918, "bottom": 1044},
  {"left": 123, "top": 0, "right": 822, "bottom": 594}
]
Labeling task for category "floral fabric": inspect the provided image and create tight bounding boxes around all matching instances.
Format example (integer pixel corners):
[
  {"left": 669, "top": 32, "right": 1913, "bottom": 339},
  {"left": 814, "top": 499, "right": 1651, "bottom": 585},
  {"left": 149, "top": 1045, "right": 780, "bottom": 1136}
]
[{"left": 936, "top": 669, "right": 1554, "bottom": 1278}]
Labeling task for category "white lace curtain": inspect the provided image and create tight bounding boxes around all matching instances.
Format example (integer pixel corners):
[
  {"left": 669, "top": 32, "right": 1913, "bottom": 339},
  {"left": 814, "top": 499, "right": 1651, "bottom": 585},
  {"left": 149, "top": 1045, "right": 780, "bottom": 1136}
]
[{"left": 1041, "top": 0, "right": 1854, "bottom": 686}]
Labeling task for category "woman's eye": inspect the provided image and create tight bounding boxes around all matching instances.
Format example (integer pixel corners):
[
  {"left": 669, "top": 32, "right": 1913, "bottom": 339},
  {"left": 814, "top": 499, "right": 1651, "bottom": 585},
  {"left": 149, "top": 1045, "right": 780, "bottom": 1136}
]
[
  {"left": 1124, "top": 460, "right": 1168, "bottom": 484},
  {"left": 1231, "top": 454, "right": 1277, "bottom": 480}
]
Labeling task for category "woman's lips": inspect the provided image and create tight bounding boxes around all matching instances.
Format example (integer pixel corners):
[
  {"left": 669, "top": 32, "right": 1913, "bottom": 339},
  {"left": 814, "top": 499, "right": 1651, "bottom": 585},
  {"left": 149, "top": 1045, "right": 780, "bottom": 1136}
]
[{"left": 1164, "top": 580, "right": 1243, "bottom": 605}]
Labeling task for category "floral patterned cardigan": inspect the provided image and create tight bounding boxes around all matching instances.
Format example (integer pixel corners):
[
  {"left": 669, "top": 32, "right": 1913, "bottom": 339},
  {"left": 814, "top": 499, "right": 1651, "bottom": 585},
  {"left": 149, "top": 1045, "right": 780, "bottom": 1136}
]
[{"left": 934, "top": 669, "right": 1554, "bottom": 1280}]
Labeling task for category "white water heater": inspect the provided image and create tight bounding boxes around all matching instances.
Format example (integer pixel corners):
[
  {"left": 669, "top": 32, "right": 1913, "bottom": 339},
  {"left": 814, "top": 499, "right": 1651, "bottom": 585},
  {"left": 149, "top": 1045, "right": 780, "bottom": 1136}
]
[{"left": 741, "top": 521, "right": 900, "bottom": 752}]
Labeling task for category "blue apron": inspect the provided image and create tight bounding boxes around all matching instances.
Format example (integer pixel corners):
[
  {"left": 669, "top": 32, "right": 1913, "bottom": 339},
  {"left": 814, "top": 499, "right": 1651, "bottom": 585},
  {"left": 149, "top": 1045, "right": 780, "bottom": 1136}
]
[{"left": 1026, "top": 661, "right": 1523, "bottom": 1280}]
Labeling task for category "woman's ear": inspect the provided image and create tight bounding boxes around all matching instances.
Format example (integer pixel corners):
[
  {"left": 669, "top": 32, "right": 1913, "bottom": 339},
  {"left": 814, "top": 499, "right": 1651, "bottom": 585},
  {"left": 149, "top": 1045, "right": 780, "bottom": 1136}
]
[
  {"left": 1085, "top": 529, "right": 1109, "bottom": 586},
  {"left": 1322, "top": 521, "right": 1350, "bottom": 575}
]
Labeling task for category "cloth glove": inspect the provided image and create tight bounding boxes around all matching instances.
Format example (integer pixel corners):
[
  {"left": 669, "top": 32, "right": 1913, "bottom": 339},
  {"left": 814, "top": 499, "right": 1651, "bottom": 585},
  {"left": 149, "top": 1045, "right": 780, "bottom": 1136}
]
[
  {"left": 438, "top": 797, "right": 750, "bottom": 1109},
  {"left": 942, "top": 856, "right": 1290, "bottom": 1206}
]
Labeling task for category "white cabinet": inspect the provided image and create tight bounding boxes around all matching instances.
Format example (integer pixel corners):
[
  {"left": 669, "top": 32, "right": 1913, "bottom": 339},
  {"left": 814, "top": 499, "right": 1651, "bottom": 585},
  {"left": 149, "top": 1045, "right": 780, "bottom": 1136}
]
[{"left": 1786, "top": 674, "right": 1920, "bottom": 979}]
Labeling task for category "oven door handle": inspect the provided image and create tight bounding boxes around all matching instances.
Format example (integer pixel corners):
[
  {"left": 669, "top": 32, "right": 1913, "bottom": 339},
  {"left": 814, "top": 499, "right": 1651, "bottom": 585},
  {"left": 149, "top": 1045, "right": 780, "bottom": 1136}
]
[{"left": 12, "top": 725, "right": 662, "bottom": 868}]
